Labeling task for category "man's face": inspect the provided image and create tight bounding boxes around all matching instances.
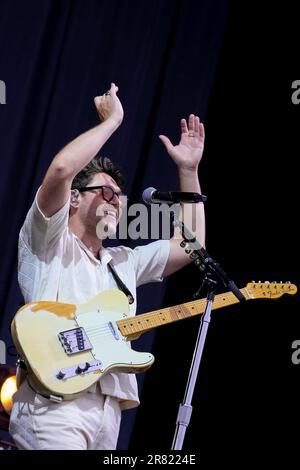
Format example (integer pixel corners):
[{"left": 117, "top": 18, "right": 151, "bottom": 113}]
[{"left": 73, "top": 172, "right": 123, "bottom": 238}]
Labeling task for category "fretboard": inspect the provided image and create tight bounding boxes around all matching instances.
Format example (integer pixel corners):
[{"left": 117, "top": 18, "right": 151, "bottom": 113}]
[{"left": 116, "top": 287, "right": 251, "bottom": 339}]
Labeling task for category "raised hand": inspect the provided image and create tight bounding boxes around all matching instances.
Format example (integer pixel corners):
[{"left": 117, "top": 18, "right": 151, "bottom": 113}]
[
  {"left": 159, "top": 114, "right": 205, "bottom": 171},
  {"left": 94, "top": 83, "right": 124, "bottom": 126}
]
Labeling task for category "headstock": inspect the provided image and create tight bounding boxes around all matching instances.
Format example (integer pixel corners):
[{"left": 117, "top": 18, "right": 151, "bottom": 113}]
[{"left": 246, "top": 281, "right": 297, "bottom": 299}]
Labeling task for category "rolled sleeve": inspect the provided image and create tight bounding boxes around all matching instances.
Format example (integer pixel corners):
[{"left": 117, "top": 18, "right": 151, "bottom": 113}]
[
  {"left": 133, "top": 240, "right": 170, "bottom": 287},
  {"left": 20, "top": 187, "right": 70, "bottom": 253}
]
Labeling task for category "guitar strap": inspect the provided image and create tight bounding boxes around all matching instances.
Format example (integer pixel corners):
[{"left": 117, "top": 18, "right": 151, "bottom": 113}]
[{"left": 108, "top": 262, "right": 135, "bottom": 305}]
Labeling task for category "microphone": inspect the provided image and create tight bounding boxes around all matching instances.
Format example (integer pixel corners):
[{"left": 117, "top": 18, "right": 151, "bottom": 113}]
[{"left": 142, "top": 187, "right": 207, "bottom": 204}]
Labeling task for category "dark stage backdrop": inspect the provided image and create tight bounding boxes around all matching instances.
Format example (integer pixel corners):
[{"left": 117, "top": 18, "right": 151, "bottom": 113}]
[
  {"left": 130, "top": 1, "right": 300, "bottom": 462},
  {"left": 0, "top": 0, "right": 299, "bottom": 460}
]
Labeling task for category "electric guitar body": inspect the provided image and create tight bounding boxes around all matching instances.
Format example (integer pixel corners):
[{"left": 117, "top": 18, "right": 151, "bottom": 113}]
[{"left": 12, "top": 289, "right": 153, "bottom": 400}]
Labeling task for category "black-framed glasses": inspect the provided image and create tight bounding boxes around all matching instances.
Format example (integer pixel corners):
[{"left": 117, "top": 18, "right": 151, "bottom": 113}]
[{"left": 75, "top": 185, "right": 123, "bottom": 203}]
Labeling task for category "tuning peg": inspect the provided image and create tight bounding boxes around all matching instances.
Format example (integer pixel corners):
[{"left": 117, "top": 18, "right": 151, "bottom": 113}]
[
  {"left": 265, "top": 280, "right": 270, "bottom": 284},
  {"left": 180, "top": 241, "right": 186, "bottom": 248}
]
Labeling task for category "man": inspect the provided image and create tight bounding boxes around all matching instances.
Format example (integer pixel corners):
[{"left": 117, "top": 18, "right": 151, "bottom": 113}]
[{"left": 9, "top": 83, "right": 205, "bottom": 450}]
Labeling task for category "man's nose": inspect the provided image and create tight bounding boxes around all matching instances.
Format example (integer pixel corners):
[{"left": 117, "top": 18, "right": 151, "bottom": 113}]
[
  {"left": 112, "top": 190, "right": 120, "bottom": 203},
  {"left": 116, "top": 193, "right": 127, "bottom": 210}
]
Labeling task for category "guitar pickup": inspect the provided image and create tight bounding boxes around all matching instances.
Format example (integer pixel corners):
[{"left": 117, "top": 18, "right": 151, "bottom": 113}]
[{"left": 58, "top": 327, "right": 92, "bottom": 355}]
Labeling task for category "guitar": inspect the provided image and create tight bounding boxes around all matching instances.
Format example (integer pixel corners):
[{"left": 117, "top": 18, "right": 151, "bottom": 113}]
[{"left": 11, "top": 281, "right": 297, "bottom": 400}]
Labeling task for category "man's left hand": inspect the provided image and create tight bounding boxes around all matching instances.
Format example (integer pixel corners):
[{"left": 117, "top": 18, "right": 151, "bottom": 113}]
[{"left": 159, "top": 114, "right": 205, "bottom": 171}]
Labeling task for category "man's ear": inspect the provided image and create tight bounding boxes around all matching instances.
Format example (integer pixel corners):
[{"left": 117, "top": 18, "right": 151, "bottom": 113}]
[{"left": 70, "top": 189, "right": 79, "bottom": 207}]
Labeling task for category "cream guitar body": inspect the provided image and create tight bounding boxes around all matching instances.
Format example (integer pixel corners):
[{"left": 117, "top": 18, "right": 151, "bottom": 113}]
[{"left": 12, "top": 289, "right": 153, "bottom": 400}]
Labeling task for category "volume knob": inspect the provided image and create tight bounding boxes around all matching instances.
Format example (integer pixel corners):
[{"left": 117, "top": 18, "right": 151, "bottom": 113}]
[
  {"left": 56, "top": 370, "right": 66, "bottom": 380},
  {"left": 75, "top": 362, "right": 90, "bottom": 374}
]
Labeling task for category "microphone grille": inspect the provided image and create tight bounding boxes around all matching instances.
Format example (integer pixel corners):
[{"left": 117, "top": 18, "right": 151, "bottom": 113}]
[{"left": 142, "top": 187, "right": 156, "bottom": 204}]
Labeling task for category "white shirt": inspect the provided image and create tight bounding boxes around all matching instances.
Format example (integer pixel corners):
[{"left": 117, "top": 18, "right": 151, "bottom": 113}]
[{"left": 18, "top": 188, "right": 170, "bottom": 410}]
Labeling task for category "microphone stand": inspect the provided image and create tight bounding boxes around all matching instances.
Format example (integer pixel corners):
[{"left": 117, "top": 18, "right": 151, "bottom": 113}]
[{"left": 170, "top": 214, "right": 245, "bottom": 450}]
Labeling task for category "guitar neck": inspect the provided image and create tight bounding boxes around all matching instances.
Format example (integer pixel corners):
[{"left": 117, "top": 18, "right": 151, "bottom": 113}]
[{"left": 116, "top": 287, "right": 251, "bottom": 339}]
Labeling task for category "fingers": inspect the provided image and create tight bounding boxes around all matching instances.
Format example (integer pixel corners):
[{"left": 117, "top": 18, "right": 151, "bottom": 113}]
[
  {"left": 194, "top": 116, "right": 200, "bottom": 135},
  {"left": 94, "top": 83, "right": 119, "bottom": 103},
  {"left": 181, "top": 114, "right": 198, "bottom": 134},
  {"left": 181, "top": 118, "right": 188, "bottom": 134},
  {"left": 181, "top": 115, "right": 203, "bottom": 135},
  {"left": 184, "top": 114, "right": 204, "bottom": 138},
  {"left": 109, "top": 82, "right": 119, "bottom": 95},
  {"left": 199, "top": 122, "right": 205, "bottom": 139},
  {"left": 188, "top": 114, "right": 195, "bottom": 133}
]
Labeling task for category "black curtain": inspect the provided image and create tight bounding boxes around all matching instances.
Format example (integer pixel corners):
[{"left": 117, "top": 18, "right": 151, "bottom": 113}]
[
  {"left": 130, "top": 0, "right": 300, "bottom": 462},
  {"left": 0, "top": 0, "right": 298, "bottom": 460}
]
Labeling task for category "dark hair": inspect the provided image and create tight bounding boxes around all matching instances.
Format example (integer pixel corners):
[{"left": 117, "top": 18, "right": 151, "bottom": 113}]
[{"left": 71, "top": 155, "right": 125, "bottom": 190}]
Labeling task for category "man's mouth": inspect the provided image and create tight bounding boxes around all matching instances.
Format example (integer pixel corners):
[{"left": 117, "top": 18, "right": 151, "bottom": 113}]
[{"left": 103, "top": 210, "right": 117, "bottom": 220}]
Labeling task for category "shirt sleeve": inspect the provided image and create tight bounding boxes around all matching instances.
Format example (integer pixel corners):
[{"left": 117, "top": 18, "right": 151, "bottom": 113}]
[
  {"left": 132, "top": 239, "right": 170, "bottom": 287},
  {"left": 19, "top": 186, "right": 70, "bottom": 254}
]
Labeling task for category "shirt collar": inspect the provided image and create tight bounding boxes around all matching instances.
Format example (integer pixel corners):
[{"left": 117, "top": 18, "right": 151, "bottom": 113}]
[
  {"left": 73, "top": 234, "right": 112, "bottom": 266},
  {"left": 100, "top": 246, "right": 112, "bottom": 266}
]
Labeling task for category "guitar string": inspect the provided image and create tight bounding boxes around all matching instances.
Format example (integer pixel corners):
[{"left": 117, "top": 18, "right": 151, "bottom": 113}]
[
  {"left": 84, "top": 296, "right": 233, "bottom": 334},
  {"left": 64, "top": 287, "right": 282, "bottom": 346},
  {"left": 76, "top": 287, "right": 281, "bottom": 339},
  {"left": 77, "top": 287, "right": 279, "bottom": 339},
  {"left": 81, "top": 300, "right": 231, "bottom": 339},
  {"left": 81, "top": 294, "right": 241, "bottom": 338}
]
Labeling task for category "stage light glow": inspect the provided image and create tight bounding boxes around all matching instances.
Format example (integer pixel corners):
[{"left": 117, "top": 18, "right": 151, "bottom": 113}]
[{"left": 0, "top": 375, "right": 17, "bottom": 414}]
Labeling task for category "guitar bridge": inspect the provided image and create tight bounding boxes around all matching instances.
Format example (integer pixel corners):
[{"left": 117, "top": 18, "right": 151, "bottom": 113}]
[{"left": 58, "top": 327, "right": 92, "bottom": 355}]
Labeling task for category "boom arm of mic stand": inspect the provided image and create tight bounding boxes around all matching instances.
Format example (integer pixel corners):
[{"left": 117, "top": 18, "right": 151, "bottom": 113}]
[{"left": 173, "top": 218, "right": 246, "bottom": 302}]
